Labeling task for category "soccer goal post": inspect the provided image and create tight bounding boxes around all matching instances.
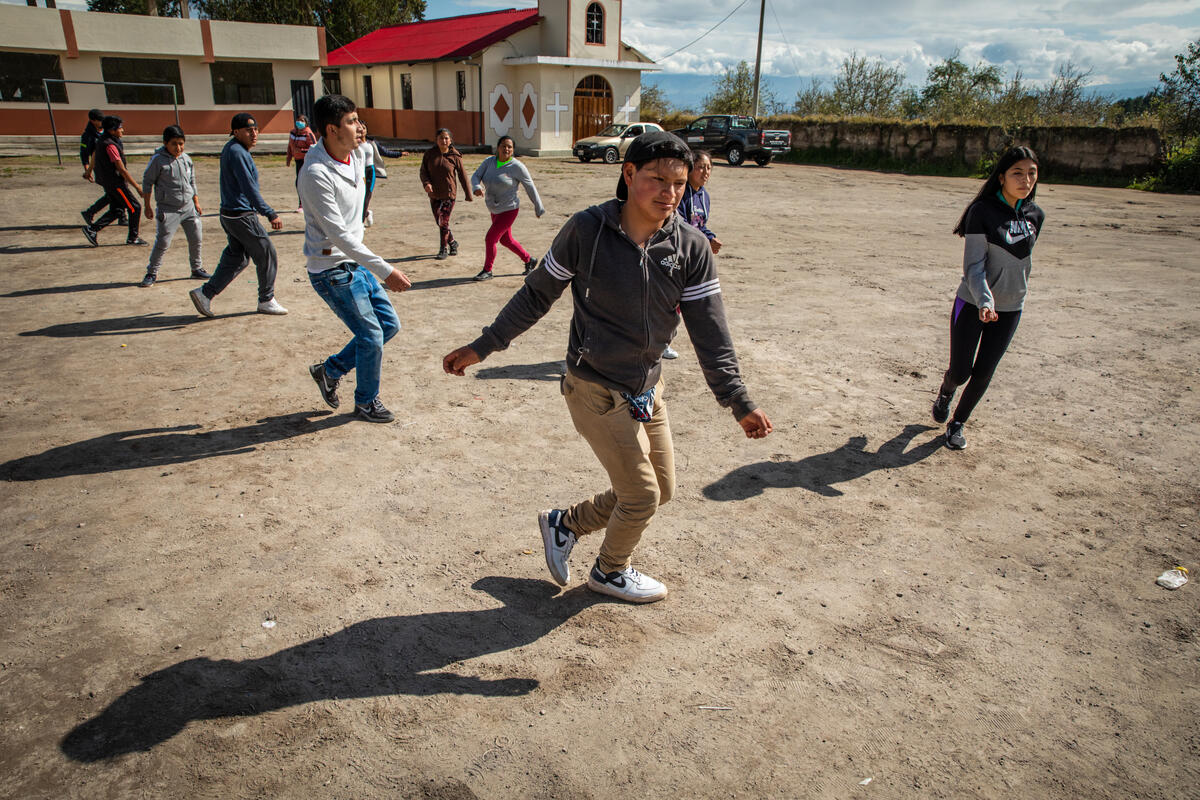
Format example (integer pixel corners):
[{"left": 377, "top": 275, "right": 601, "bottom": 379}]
[{"left": 42, "top": 78, "right": 180, "bottom": 166}]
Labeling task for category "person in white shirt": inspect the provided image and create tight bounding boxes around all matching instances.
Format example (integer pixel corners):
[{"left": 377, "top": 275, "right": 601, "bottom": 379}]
[{"left": 299, "top": 94, "right": 412, "bottom": 423}]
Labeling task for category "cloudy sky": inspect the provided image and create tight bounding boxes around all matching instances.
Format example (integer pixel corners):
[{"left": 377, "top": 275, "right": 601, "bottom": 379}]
[
  {"left": 433, "top": 0, "right": 1199, "bottom": 95},
  {"left": 24, "top": 0, "right": 1199, "bottom": 95}
]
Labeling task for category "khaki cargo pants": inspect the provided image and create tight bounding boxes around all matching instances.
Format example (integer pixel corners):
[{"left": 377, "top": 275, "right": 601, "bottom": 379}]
[{"left": 561, "top": 371, "right": 675, "bottom": 574}]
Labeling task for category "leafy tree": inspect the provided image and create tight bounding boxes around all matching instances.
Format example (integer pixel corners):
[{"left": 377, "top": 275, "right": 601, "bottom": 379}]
[
  {"left": 638, "top": 82, "right": 671, "bottom": 121},
  {"left": 702, "top": 60, "right": 778, "bottom": 116},
  {"left": 87, "top": 0, "right": 184, "bottom": 16},
  {"left": 918, "top": 51, "right": 1002, "bottom": 121},
  {"left": 194, "top": 0, "right": 425, "bottom": 47},
  {"left": 1156, "top": 39, "right": 1200, "bottom": 145},
  {"left": 793, "top": 77, "right": 833, "bottom": 117},
  {"left": 829, "top": 52, "right": 906, "bottom": 117}
]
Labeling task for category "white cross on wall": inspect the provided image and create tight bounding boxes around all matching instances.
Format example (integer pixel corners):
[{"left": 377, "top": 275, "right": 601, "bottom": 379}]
[
  {"left": 618, "top": 95, "right": 637, "bottom": 123},
  {"left": 546, "top": 92, "right": 569, "bottom": 137}
]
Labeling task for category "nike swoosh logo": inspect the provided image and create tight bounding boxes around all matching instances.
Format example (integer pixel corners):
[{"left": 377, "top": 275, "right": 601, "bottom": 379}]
[{"left": 1005, "top": 231, "right": 1031, "bottom": 244}]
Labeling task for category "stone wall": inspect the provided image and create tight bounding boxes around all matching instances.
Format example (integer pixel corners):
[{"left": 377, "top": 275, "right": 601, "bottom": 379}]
[{"left": 764, "top": 119, "right": 1164, "bottom": 177}]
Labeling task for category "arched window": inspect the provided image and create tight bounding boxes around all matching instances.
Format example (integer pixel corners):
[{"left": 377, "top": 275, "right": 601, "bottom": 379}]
[{"left": 585, "top": 3, "right": 605, "bottom": 45}]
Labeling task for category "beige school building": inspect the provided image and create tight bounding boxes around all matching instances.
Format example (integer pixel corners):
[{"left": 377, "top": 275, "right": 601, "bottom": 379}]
[
  {"left": 0, "top": 3, "right": 326, "bottom": 137},
  {"left": 327, "top": 0, "right": 659, "bottom": 154}
]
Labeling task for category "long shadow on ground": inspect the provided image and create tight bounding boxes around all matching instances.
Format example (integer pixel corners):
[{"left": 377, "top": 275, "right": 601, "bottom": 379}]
[
  {"left": 2, "top": 277, "right": 195, "bottom": 298},
  {"left": 0, "top": 411, "right": 350, "bottom": 480},
  {"left": 703, "top": 424, "right": 943, "bottom": 499},
  {"left": 18, "top": 311, "right": 252, "bottom": 337},
  {"left": 474, "top": 361, "right": 565, "bottom": 382},
  {"left": 61, "top": 576, "right": 598, "bottom": 761}
]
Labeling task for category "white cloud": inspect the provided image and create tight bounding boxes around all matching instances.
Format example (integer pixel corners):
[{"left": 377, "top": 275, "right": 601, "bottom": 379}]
[{"left": 621, "top": 0, "right": 1199, "bottom": 86}]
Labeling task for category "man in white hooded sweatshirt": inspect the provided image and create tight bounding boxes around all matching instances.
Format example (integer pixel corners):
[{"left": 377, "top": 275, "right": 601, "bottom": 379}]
[{"left": 299, "top": 94, "right": 412, "bottom": 423}]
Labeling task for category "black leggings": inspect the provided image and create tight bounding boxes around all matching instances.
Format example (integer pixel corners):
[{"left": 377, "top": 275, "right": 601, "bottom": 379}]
[{"left": 940, "top": 297, "right": 1021, "bottom": 424}]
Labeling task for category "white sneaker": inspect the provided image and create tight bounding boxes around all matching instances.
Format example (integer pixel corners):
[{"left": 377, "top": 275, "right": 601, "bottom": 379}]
[
  {"left": 662, "top": 345, "right": 679, "bottom": 359},
  {"left": 586, "top": 561, "right": 668, "bottom": 603},
  {"left": 538, "top": 509, "right": 576, "bottom": 586},
  {"left": 364, "top": 210, "right": 374, "bottom": 228},
  {"left": 257, "top": 298, "right": 288, "bottom": 315},
  {"left": 189, "top": 286, "right": 214, "bottom": 318}
]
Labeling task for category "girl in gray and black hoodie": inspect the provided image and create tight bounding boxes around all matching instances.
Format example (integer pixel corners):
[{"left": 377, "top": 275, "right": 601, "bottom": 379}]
[{"left": 931, "top": 146, "right": 1045, "bottom": 450}]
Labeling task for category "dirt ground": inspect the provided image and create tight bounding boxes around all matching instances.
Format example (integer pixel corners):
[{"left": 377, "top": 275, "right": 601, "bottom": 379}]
[{"left": 0, "top": 151, "right": 1198, "bottom": 800}]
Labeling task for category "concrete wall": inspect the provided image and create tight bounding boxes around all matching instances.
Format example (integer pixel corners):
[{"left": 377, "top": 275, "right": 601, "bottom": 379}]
[
  {"left": 0, "top": 5, "right": 323, "bottom": 135},
  {"left": 778, "top": 120, "right": 1164, "bottom": 177}
]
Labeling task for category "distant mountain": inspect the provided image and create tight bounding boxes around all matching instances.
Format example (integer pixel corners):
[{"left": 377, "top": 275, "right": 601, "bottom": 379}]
[{"left": 645, "top": 73, "right": 1162, "bottom": 114}]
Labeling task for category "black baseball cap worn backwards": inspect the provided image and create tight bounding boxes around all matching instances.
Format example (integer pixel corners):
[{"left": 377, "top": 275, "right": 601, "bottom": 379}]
[
  {"left": 230, "top": 112, "right": 258, "bottom": 133},
  {"left": 615, "top": 130, "right": 694, "bottom": 200}
]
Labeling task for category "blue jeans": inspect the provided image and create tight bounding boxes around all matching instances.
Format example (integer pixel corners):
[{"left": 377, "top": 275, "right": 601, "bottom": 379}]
[{"left": 309, "top": 264, "right": 400, "bottom": 406}]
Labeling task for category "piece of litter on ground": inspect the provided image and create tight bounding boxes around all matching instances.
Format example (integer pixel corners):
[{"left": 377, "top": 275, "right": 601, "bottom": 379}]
[
  {"left": 522, "top": 549, "right": 532, "bottom": 554},
  {"left": 859, "top": 777, "right": 873, "bottom": 785},
  {"left": 261, "top": 620, "right": 276, "bottom": 629},
  {"left": 696, "top": 705, "right": 733, "bottom": 710}
]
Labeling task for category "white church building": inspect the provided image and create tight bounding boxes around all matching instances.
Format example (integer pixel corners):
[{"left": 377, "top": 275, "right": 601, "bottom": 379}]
[{"left": 326, "top": 1, "right": 659, "bottom": 155}]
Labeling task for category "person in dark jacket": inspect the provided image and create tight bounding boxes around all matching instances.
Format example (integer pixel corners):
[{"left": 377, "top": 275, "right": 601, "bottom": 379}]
[
  {"left": 189, "top": 113, "right": 287, "bottom": 317},
  {"left": 931, "top": 145, "right": 1045, "bottom": 450},
  {"left": 81, "top": 115, "right": 146, "bottom": 247},
  {"left": 676, "top": 150, "right": 721, "bottom": 254},
  {"left": 80, "top": 108, "right": 123, "bottom": 226},
  {"left": 443, "top": 131, "right": 773, "bottom": 604},
  {"left": 419, "top": 128, "right": 472, "bottom": 259}
]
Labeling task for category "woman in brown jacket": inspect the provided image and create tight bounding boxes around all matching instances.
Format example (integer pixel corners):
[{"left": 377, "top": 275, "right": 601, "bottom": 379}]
[{"left": 419, "top": 128, "right": 472, "bottom": 259}]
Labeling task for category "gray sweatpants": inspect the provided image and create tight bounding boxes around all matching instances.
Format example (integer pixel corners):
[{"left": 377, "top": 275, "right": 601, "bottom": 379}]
[
  {"left": 146, "top": 204, "right": 203, "bottom": 276},
  {"left": 202, "top": 212, "right": 277, "bottom": 303}
]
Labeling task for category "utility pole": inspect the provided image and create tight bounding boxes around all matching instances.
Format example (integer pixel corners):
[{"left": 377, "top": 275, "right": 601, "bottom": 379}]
[{"left": 750, "top": 0, "right": 765, "bottom": 117}]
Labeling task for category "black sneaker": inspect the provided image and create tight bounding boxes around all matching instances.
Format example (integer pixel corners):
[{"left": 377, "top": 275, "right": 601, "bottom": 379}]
[
  {"left": 354, "top": 398, "right": 395, "bottom": 423},
  {"left": 435, "top": 248, "right": 449, "bottom": 260},
  {"left": 82, "top": 226, "right": 98, "bottom": 247},
  {"left": 190, "top": 267, "right": 212, "bottom": 279},
  {"left": 523, "top": 257, "right": 537, "bottom": 275},
  {"left": 126, "top": 237, "right": 149, "bottom": 246},
  {"left": 448, "top": 240, "right": 459, "bottom": 256},
  {"left": 309, "top": 362, "right": 341, "bottom": 409},
  {"left": 473, "top": 268, "right": 493, "bottom": 282},
  {"left": 945, "top": 421, "right": 967, "bottom": 450},
  {"left": 932, "top": 388, "right": 954, "bottom": 424},
  {"left": 138, "top": 273, "right": 156, "bottom": 287}
]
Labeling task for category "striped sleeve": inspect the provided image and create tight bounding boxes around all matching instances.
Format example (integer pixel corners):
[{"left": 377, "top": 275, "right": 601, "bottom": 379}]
[
  {"left": 681, "top": 276, "right": 720, "bottom": 302},
  {"left": 542, "top": 245, "right": 575, "bottom": 281}
]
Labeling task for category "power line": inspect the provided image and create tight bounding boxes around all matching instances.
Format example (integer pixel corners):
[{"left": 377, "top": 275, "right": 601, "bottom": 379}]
[
  {"left": 768, "top": 0, "right": 803, "bottom": 77},
  {"left": 656, "top": 0, "right": 753, "bottom": 62}
]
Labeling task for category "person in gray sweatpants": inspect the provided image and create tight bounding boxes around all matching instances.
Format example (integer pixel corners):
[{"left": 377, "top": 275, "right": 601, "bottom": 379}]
[
  {"left": 139, "top": 125, "right": 209, "bottom": 287},
  {"left": 189, "top": 112, "right": 287, "bottom": 317}
]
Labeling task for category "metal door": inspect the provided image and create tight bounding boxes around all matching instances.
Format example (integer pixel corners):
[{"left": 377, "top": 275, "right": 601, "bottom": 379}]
[{"left": 291, "top": 80, "right": 315, "bottom": 121}]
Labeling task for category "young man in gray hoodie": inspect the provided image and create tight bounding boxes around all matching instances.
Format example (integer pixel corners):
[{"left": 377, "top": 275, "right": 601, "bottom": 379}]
[
  {"left": 300, "top": 94, "right": 412, "bottom": 423},
  {"left": 443, "top": 130, "right": 773, "bottom": 603}
]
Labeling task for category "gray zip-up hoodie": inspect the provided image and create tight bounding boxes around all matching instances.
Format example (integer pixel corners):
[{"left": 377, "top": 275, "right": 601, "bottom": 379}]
[
  {"left": 470, "top": 156, "right": 545, "bottom": 216},
  {"left": 141, "top": 147, "right": 196, "bottom": 211},
  {"left": 469, "top": 199, "right": 756, "bottom": 420}
]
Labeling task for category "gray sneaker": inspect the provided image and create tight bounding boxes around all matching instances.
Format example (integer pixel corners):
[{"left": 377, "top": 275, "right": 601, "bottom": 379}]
[
  {"left": 586, "top": 561, "right": 668, "bottom": 603},
  {"left": 82, "top": 225, "right": 98, "bottom": 247},
  {"left": 945, "top": 421, "right": 967, "bottom": 450},
  {"left": 538, "top": 509, "right": 576, "bottom": 586},
  {"left": 189, "top": 286, "right": 214, "bottom": 317},
  {"left": 354, "top": 398, "right": 395, "bottom": 423}
]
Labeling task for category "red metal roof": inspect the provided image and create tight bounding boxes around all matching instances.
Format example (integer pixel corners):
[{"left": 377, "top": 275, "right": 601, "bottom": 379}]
[{"left": 327, "top": 8, "right": 540, "bottom": 66}]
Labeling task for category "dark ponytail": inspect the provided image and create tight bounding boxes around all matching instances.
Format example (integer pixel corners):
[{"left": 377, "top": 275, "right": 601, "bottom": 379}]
[{"left": 953, "top": 145, "right": 1039, "bottom": 236}]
